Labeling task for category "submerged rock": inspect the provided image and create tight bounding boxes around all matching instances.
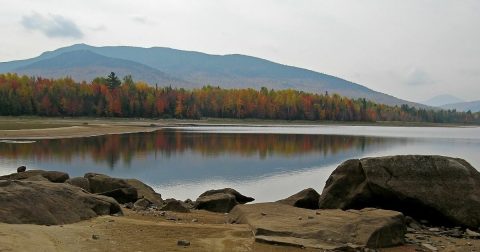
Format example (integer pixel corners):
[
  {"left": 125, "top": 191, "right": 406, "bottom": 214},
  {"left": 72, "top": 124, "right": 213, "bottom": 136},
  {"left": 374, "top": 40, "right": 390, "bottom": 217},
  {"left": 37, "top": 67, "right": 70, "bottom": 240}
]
[
  {"left": 229, "top": 202, "right": 405, "bottom": 249},
  {"left": 277, "top": 188, "right": 320, "bottom": 209},
  {"left": 0, "top": 180, "right": 122, "bottom": 225},
  {"left": 318, "top": 155, "right": 480, "bottom": 228}
]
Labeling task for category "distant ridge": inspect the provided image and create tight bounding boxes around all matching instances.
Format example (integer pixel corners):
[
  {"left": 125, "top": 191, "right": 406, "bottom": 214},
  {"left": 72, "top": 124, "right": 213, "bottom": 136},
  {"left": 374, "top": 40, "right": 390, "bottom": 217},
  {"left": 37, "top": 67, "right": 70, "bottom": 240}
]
[
  {"left": 422, "top": 94, "right": 465, "bottom": 107},
  {"left": 0, "top": 44, "right": 428, "bottom": 108},
  {"left": 441, "top": 100, "right": 480, "bottom": 112}
]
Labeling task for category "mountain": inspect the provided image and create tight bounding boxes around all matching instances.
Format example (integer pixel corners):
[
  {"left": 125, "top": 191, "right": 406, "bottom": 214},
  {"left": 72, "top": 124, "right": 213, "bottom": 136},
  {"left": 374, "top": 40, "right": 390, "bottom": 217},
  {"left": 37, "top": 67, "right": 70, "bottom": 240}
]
[
  {"left": 12, "top": 50, "right": 190, "bottom": 87},
  {"left": 422, "top": 94, "right": 465, "bottom": 107},
  {"left": 0, "top": 43, "right": 427, "bottom": 107},
  {"left": 441, "top": 100, "right": 480, "bottom": 112}
]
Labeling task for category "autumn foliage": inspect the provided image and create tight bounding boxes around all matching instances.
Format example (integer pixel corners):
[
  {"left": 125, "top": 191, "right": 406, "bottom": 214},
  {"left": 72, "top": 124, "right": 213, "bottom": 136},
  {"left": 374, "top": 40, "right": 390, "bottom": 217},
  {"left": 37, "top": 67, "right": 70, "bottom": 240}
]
[{"left": 0, "top": 73, "right": 478, "bottom": 123}]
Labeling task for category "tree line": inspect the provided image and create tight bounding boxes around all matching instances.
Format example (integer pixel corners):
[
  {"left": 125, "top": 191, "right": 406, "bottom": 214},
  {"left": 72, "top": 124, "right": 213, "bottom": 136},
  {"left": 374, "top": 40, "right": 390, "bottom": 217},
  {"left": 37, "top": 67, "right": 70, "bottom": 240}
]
[{"left": 0, "top": 72, "right": 478, "bottom": 124}]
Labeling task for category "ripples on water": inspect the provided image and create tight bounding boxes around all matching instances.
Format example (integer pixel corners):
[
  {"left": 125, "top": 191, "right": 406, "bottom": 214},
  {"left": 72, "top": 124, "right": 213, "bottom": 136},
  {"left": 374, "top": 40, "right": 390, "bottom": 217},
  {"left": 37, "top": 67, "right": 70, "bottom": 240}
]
[{"left": 0, "top": 125, "right": 479, "bottom": 201}]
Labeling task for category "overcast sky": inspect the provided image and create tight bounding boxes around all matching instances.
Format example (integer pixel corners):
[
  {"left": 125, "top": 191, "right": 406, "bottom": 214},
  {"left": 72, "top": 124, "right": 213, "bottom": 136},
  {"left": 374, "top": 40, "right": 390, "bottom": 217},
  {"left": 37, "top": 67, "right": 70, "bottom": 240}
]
[{"left": 0, "top": 0, "right": 479, "bottom": 102}]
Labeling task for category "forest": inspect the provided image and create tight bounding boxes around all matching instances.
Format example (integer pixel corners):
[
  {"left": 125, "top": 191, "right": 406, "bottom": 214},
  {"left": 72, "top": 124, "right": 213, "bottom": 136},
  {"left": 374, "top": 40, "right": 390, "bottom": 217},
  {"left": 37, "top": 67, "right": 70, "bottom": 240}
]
[{"left": 0, "top": 72, "right": 478, "bottom": 124}]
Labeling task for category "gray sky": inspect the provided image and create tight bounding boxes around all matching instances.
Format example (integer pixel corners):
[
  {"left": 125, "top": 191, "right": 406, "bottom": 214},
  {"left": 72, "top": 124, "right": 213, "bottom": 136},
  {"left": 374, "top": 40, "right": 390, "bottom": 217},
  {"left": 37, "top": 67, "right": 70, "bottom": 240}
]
[{"left": 0, "top": 0, "right": 479, "bottom": 102}]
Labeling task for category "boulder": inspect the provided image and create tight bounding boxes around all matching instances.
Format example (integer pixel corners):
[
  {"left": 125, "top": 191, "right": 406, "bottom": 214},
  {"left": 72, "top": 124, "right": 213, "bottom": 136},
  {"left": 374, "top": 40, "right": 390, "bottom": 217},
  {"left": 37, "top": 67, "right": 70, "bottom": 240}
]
[
  {"left": 17, "top": 166, "right": 26, "bottom": 173},
  {"left": 0, "top": 170, "right": 69, "bottom": 183},
  {"left": 65, "top": 177, "right": 90, "bottom": 192},
  {"left": 229, "top": 203, "right": 405, "bottom": 249},
  {"left": 84, "top": 173, "right": 130, "bottom": 193},
  {"left": 125, "top": 179, "right": 163, "bottom": 206},
  {"left": 277, "top": 188, "right": 320, "bottom": 209},
  {"left": 0, "top": 180, "right": 122, "bottom": 225},
  {"left": 160, "top": 199, "right": 191, "bottom": 213},
  {"left": 133, "top": 198, "right": 152, "bottom": 211},
  {"left": 98, "top": 188, "right": 138, "bottom": 204},
  {"left": 318, "top": 155, "right": 480, "bottom": 228},
  {"left": 195, "top": 193, "right": 238, "bottom": 213},
  {"left": 198, "top": 188, "right": 254, "bottom": 204}
]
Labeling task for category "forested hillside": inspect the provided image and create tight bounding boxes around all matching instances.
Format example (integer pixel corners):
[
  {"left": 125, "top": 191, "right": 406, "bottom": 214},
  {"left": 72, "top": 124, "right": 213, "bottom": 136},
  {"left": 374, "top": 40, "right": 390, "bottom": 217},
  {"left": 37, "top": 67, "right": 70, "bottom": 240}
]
[{"left": 0, "top": 73, "right": 477, "bottom": 123}]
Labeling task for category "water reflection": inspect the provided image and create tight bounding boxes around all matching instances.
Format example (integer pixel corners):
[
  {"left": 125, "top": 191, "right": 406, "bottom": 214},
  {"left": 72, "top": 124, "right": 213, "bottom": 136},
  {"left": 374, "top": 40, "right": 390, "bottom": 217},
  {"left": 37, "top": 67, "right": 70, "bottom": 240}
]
[
  {"left": 6, "top": 127, "right": 470, "bottom": 201},
  {"left": 0, "top": 130, "right": 400, "bottom": 170}
]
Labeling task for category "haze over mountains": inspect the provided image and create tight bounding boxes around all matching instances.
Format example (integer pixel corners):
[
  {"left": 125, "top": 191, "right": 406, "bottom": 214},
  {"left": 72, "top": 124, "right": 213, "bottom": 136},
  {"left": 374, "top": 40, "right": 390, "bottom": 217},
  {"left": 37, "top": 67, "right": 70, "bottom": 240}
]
[{"left": 0, "top": 44, "right": 427, "bottom": 107}]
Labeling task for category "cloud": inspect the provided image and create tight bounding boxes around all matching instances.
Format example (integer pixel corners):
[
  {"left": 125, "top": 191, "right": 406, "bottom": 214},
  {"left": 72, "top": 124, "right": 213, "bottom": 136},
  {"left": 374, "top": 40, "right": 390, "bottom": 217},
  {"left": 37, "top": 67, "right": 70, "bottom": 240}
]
[
  {"left": 131, "top": 15, "right": 148, "bottom": 24},
  {"left": 405, "top": 68, "right": 434, "bottom": 86},
  {"left": 21, "top": 12, "right": 83, "bottom": 39}
]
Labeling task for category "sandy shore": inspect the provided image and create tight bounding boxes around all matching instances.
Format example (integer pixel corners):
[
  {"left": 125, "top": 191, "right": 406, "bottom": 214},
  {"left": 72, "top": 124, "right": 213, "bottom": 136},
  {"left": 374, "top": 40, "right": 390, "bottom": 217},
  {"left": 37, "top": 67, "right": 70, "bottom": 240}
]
[{"left": 1, "top": 207, "right": 478, "bottom": 252}]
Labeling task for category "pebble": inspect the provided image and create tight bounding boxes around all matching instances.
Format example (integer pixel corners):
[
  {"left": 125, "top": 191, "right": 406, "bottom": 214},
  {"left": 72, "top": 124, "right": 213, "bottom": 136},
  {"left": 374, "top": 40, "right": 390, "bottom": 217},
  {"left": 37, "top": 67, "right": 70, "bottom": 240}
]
[
  {"left": 191, "top": 219, "right": 198, "bottom": 223},
  {"left": 92, "top": 234, "right": 100, "bottom": 240},
  {"left": 177, "top": 240, "right": 190, "bottom": 246},
  {"left": 421, "top": 243, "right": 438, "bottom": 251},
  {"left": 260, "top": 212, "right": 267, "bottom": 216},
  {"left": 428, "top": 228, "right": 440, "bottom": 232}
]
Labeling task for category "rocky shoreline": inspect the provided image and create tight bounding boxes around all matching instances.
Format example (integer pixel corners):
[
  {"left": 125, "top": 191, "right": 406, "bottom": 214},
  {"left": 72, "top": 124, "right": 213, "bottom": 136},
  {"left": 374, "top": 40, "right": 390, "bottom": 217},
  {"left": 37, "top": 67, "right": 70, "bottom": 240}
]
[{"left": 1, "top": 155, "right": 480, "bottom": 251}]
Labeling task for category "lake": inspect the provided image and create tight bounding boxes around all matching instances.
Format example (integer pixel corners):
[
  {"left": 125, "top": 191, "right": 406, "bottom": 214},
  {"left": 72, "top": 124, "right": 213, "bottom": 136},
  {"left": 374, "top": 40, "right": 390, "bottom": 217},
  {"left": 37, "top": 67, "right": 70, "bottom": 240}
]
[{"left": 1, "top": 125, "right": 479, "bottom": 202}]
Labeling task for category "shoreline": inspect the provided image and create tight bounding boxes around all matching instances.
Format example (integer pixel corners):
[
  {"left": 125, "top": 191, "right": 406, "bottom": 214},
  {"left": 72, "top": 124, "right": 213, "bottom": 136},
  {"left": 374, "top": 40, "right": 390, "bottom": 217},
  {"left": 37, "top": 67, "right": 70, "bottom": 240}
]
[{"left": 0, "top": 117, "right": 477, "bottom": 140}]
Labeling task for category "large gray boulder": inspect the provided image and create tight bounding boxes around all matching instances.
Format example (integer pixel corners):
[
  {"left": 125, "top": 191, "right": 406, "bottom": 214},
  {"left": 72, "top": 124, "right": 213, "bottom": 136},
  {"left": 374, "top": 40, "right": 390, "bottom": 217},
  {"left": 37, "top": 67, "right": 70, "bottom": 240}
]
[
  {"left": 195, "top": 188, "right": 254, "bottom": 213},
  {"left": 198, "top": 188, "right": 254, "bottom": 204},
  {"left": 0, "top": 180, "right": 122, "bottom": 225},
  {"left": 277, "top": 188, "right": 320, "bottom": 209},
  {"left": 229, "top": 203, "right": 405, "bottom": 250},
  {"left": 84, "top": 173, "right": 163, "bottom": 205},
  {"left": 319, "top": 155, "right": 480, "bottom": 228},
  {"left": 65, "top": 177, "right": 90, "bottom": 192},
  {"left": 125, "top": 179, "right": 163, "bottom": 206},
  {"left": 0, "top": 170, "right": 69, "bottom": 183}
]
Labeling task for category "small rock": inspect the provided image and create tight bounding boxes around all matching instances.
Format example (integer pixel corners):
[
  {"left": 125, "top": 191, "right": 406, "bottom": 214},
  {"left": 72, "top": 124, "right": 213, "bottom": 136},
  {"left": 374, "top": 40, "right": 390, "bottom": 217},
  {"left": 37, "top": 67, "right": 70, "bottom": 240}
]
[
  {"left": 298, "top": 217, "right": 302, "bottom": 220},
  {"left": 466, "top": 228, "right": 480, "bottom": 238},
  {"left": 17, "top": 166, "right": 26, "bottom": 173},
  {"left": 177, "top": 240, "right": 190, "bottom": 246},
  {"left": 307, "top": 216, "right": 314, "bottom": 219},
  {"left": 421, "top": 243, "right": 438, "bottom": 251},
  {"left": 191, "top": 219, "right": 198, "bottom": 223},
  {"left": 428, "top": 227, "right": 440, "bottom": 232},
  {"left": 92, "top": 234, "right": 100, "bottom": 240},
  {"left": 124, "top": 202, "right": 134, "bottom": 209},
  {"left": 261, "top": 212, "right": 267, "bottom": 216}
]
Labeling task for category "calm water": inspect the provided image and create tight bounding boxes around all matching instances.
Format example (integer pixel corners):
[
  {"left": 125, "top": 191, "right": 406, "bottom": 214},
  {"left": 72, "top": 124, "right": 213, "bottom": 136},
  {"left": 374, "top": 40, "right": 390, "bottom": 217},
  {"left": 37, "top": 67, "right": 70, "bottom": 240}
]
[{"left": 0, "top": 125, "right": 479, "bottom": 202}]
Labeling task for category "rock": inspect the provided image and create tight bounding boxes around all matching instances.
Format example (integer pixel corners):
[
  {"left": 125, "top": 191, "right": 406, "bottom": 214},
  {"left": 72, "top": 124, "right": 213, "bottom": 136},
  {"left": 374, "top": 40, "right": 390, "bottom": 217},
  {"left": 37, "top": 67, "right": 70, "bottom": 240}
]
[
  {"left": 98, "top": 187, "right": 138, "bottom": 204},
  {"left": 23, "top": 174, "right": 50, "bottom": 182},
  {"left": 277, "top": 188, "right": 320, "bottom": 209},
  {"left": 65, "top": 177, "right": 90, "bottom": 192},
  {"left": 84, "top": 173, "right": 163, "bottom": 205},
  {"left": 198, "top": 188, "right": 254, "bottom": 204},
  {"left": 229, "top": 203, "right": 405, "bottom": 249},
  {"left": 0, "top": 180, "right": 122, "bottom": 225},
  {"left": 124, "top": 202, "right": 134, "bottom": 209},
  {"left": 125, "top": 179, "right": 163, "bottom": 206},
  {"left": 318, "top": 155, "right": 480, "bottom": 228},
  {"left": 84, "top": 173, "right": 131, "bottom": 193},
  {"left": 17, "top": 166, "right": 26, "bottom": 173},
  {"left": 195, "top": 193, "right": 238, "bottom": 213},
  {"left": 0, "top": 170, "right": 69, "bottom": 183},
  {"left": 183, "top": 199, "right": 194, "bottom": 208},
  {"left": 421, "top": 243, "right": 438, "bottom": 251},
  {"left": 405, "top": 216, "right": 422, "bottom": 230},
  {"left": 465, "top": 228, "right": 480, "bottom": 238},
  {"left": 160, "top": 199, "right": 190, "bottom": 213},
  {"left": 428, "top": 227, "right": 440, "bottom": 232},
  {"left": 177, "top": 240, "right": 190, "bottom": 246},
  {"left": 133, "top": 198, "right": 152, "bottom": 211},
  {"left": 92, "top": 234, "right": 100, "bottom": 240},
  {"left": 195, "top": 188, "right": 254, "bottom": 213}
]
